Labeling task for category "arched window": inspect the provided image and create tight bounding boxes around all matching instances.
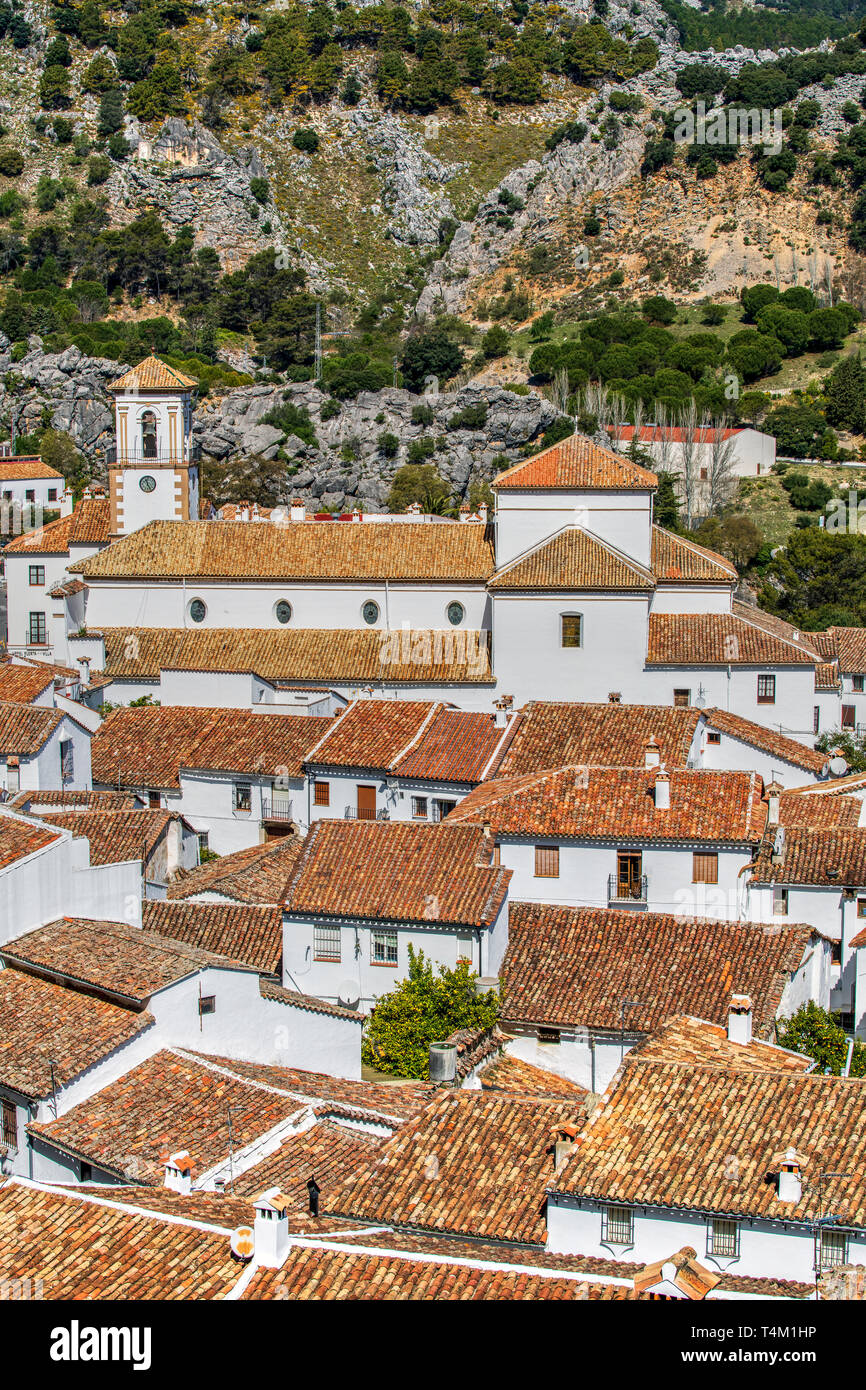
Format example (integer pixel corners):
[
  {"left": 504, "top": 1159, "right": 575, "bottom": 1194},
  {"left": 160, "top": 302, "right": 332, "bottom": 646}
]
[{"left": 141, "top": 410, "right": 158, "bottom": 460}]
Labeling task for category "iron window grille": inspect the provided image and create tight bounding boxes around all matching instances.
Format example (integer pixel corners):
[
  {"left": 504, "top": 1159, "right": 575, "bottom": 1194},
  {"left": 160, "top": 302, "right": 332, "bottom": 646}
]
[
  {"left": 372, "top": 929, "right": 398, "bottom": 966},
  {"left": 314, "top": 925, "right": 341, "bottom": 962},
  {"left": 601, "top": 1206, "right": 634, "bottom": 1246},
  {"left": 707, "top": 1218, "right": 739, "bottom": 1258}
]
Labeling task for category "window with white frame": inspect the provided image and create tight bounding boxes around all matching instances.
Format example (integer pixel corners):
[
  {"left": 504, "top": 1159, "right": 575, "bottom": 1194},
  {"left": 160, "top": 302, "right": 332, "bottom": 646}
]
[
  {"left": 708, "top": 1218, "right": 739, "bottom": 1258},
  {"left": 313, "top": 925, "right": 341, "bottom": 962},
  {"left": 602, "top": 1205, "right": 634, "bottom": 1246},
  {"left": 372, "top": 929, "right": 398, "bottom": 966}
]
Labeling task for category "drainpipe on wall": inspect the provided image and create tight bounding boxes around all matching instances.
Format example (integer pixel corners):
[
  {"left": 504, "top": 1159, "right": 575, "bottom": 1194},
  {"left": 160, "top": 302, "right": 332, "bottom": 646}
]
[{"left": 727, "top": 663, "right": 732, "bottom": 711}]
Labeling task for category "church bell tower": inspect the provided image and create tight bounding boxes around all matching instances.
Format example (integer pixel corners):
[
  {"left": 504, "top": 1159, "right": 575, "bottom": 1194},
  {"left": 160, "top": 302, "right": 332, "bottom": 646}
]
[{"left": 107, "top": 355, "right": 200, "bottom": 538}]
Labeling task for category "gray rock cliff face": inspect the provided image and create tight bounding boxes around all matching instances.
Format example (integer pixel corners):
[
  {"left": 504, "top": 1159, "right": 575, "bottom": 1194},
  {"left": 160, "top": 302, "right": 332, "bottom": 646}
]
[{"left": 0, "top": 339, "right": 560, "bottom": 512}]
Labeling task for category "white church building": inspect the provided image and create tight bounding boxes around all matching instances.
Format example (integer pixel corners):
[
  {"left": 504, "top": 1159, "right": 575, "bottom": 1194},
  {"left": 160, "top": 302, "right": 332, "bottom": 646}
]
[{"left": 2, "top": 357, "right": 844, "bottom": 744}]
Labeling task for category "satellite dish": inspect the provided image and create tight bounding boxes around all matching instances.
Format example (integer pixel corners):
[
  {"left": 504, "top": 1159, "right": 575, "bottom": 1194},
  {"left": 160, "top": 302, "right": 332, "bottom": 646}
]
[
  {"left": 338, "top": 981, "right": 361, "bottom": 1011},
  {"left": 829, "top": 756, "right": 849, "bottom": 777},
  {"left": 230, "top": 1226, "right": 255, "bottom": 1262}
]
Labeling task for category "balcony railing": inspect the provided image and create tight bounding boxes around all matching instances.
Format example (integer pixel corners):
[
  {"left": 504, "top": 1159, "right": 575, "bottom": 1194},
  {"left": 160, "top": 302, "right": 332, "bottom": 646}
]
[
  {"left": 104, "top": 444, "right": 202, "bottom": 465},
  {"left": 343, "top": 807, "right": 390, "bottom": 821},
  {"left": 261, "top": 798, "right": 294, "bottom": 822},
  {"left": 608, "top": 874, "right": 648, "bottom": 908}
]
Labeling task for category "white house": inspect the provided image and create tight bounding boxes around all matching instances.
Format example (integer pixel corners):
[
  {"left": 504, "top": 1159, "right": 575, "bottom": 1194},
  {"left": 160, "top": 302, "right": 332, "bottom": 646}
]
[
  {"left": 0, "top": 455, "right": 66, "bottom": 512},
  {"left": 498, "top": 900, "right": 829, "bottom": 1091},
  {"left": 0, "top": 702, "right": 92, "bottom": 797},
  {"left": 281, "top": 819, "right": 511, "bottom": 1010},
  {"left": 612, "top": 422, "right": 776, "bottom": 485},
  {"left": 546, "top": 1060, "right": 865, "bottom": 1285}
]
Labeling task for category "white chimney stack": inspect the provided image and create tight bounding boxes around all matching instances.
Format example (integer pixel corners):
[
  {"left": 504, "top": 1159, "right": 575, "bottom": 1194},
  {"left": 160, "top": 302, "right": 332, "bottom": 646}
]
[
  {"left": 60, "top": 488, "right": 74, "bottom": 518},
  {"left": 164, "top": 1150, "right": 193, "bottom": 1195},
  {"left": 290, "top": 497, "right": 306, "bottom": 522},
  {"left": 765, "top": 780, "right": 783, "bottom": 827},
  {"left": 253, "top": 1188, "right": 292, "bottom": 1267},
  {"left": 727, "top": 993, "right": 753, "bottom": 1046},
  {"left": 777, "top": 1148, "right": 803, "bottom": 1204},
  {"left": 654, "top": 768, "right": 670, "bottom": 811},
  {"left": 644, "top": 737, "right": 661, "bottom": 770}
]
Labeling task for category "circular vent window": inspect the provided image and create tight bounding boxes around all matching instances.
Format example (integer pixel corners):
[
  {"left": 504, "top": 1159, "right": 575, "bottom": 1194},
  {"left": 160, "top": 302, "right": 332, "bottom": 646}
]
[
  {"left": 189, "top": 599, "right": 207, "bottom": 624},
  {"left": 362, "top": 601, "right": 380, "bottom": 625},
  {"left": 275, "top": 600, "right": 293, "bottom": 625},
  {"left": 447, "top": 602, "right": 465, "bottom": 626}
]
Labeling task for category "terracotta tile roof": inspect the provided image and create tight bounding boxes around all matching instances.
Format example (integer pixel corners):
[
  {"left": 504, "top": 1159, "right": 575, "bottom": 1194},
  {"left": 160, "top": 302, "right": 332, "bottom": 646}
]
[
  {"left": 634, "top": 1246, "right": 720, "bottom": 1300},
  {"left": 68, "top": 494, "right": 111, "bottom": 546},
  {"left": 108, "top": 354, "right": 198, "bottom": 392},
  {"left": 552, "top": 1063, "right": 866, "bottom": 1227},
  {"left": 0, "top": 812, "right": 61, "bottom": 869},
  {"left": 47, "top": 577, "right": 84, "bottom": 599},
  {"left": 624, "top": 1014, "right": 814, "bottom": 1074},
  {"left": 284, "top": 820, "right": 511, "bottom": 927},
  {"left": 394, "top": 706, "right": 510, "bottom": 782},
  {"left": 306, "top": 699, "right": 439, "bottom": 770},
  {"left": 73, "top": 518, "right": 495, "bottom": 581},
  {"left": 751, "top": 827, "right": 866, "bottom": 886},
  {"left": 0, "top": 664, "right": 55, "bottom": 703},
  {"left": 324, "top": 1225, "right": 814, "bottom": 1300},
  {"left": 449, "top": 766, "right": 766, "bottom": 843},
  {"left": 815, "top": 660, "right": 841, "bottom": 691},
  {"left": 647, "top": 607, "right": 820, "bottom": 666},
  {"left": 244, "top": 1244, "right": 649, "bottom": 1300},
  {"left": 27, "top": 1049, "right": 310, "bottom": 1184},
  {"left": 479, "top": 1054, "right": 588, "bottom": 1097},
  {"left": 330, "top": 1089, "right": 585, "bottom": 1244},
  {"left": 704, "top": 708, "right": 828, "bottom": 774},
  {"left": 0, "top": 1182, "right": 244, "bottom": 1300},
  {"left": 37, "top": 808, "right": 177, "bottom": 866},
  {"left": 83, "top": 626, "right": 494, "bottom": 685},
  {"left": 9, "top": 789, "right": 143, "bottom": 813},
  {"left": 779, "top": 790, "right": 862, "bottom": 829},
  {"left": 1, "top": 917, "right": 255, "bottom": 1007},
  {"left": 92, "top": 705, "right": 332, "bottom": 788},
  {"left": 617, "top": 424, "right": 743, "bottom": 444},
  {"left": 493, "top": 434, "right": 657, "bottom": 491},
  {"left": 499, "top": 902, "right": 811, "bottom": 1037},
  {"left": 168, "top": 837, "right": 304, "bottom": 905},
  {"left": 651, "top": 526, "right": 737, "bottom": 584},
  {"left": 198, "top": 1055, "right": 434, "bottom": 1125},
  {"left": 849, "top": 924, "right": 866, "bottom": 948},
  {"left": 815, "top": 626, "right": 866, "bottom": 674},
  {"left": 142, "top": 899, "right": 284, "bottom": 976},
  {"left": 0, "top": 701, "right": 63, "bottom": 754},
  {"left": 3, "top": 511, "right": 75, "bottom": 555},
  {"left": 489, "top": 528, "right": 655, "bottom": 591},
  {"left": 232, "top": 1119, "right": 383, "bottom": 1201},
  {"left": 258, "top": 977, "right": 363, "bottom": 1022},
  {"left": 0, "top": 456, "right": 62, "bottom": 479},
  {"left": 492, "top": 701, "right": 701, "bottom": 777},
  {"left": 0, "top": 969, "right": 152, "bottom": 1099}
]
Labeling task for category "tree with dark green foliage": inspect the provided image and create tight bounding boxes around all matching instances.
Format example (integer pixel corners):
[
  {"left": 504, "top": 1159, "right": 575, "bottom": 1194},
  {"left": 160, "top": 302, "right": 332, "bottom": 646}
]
[
  {"left": 765, "top": 404, "right": 828, "bottom": 458},
  {"left": 640, "top": 137, "right": 675, "bottom": 176},
  {"left": 362, "top": 947, "right": 499, "bottom": 1080},
  {"left": 653, "top": 470, "right": 680, "bottom": 530},
  {"left": 387, "top": 463, "right": 452, "bottom": 515},
  {"left": 755, "top": 304, "right": 810, "bottom": 357},
  {"left": 763, "top": 526, "right": 866, "bottom": 629},
  {"left": 39, "top": 64, "right": 72, "bottom": 110},
  {"left": 0, "top": 147, "right": 24, "bottom": 177},
  {"left": 808, "top": 306, "right": 850, "bottom": 351},
  {"left": 97, "top": 88, "right": 124, "bottom": 137},
  {"left": 777, "top": 1002, "right": 866, "bottom": 1076},
  {"left": 400, "top": 325, "right": 463, "bottom": 393},
  {"left": 740, "top": 283, "right": 779, "bottom": 322},
  {"left": 825, "top": 353, "right": 866, "bottom": 433},
  {"left": 642, "top": 295, "right": 677, "bottom": 325},
  {"left": 727, "top": 329, "right": 783, "bottom": 382},
  {"left": 292, "top": 128, "right": 319, "bottom": 153}
]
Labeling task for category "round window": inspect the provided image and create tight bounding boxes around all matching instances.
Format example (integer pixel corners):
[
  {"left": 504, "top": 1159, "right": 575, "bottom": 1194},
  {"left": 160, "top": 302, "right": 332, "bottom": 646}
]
[
  {"left": 275, "top": 600, "right": 293, "bottom": 625},
  {"left": 447, "top": 601, "right": 465, "bottom": 627},
  {"left": 362, "top": 600, "right": 380, "bottom": 625},
  {"left": 139, "top": 475, "right": 157, "bottom": 494},
  {"left": 189, "top": 599, "right": 207, "bottom": 624}
]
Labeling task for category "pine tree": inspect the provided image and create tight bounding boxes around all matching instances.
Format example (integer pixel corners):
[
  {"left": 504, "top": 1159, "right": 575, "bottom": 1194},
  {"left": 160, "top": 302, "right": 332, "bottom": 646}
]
[{"left": 825, "top": 353, "right": 866, "bottom": 433}]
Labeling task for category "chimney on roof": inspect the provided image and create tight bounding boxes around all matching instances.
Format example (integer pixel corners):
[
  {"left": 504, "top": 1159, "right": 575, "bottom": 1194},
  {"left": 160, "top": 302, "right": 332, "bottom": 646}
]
[
  {"left": 654, "top": 767, "right": 670, "bottom": 811},
  {"left": 777, "top": 1148, "right": 803, "bottom": 1205},
  {"left": 478, "top": 503, "right": 488, "bottom": 524},
  {"left": 290, "top": 498, "right": 306, "bottom": 522},
  {"left": 459, "top": 503, "right": 471, "bottom": 521},
  {"left": 60, "top": 488, "right": 74, "bottom": 518},
  {"left": 644, "top": 737, "right": 661, "bottom": 771},
  {"left": 727, "top": 994, "right": 753, "bottom": 1046},
  {"left": 493, "top": 696, "right": 512, "bottom": 729},
  {"left": 405, "top": 501, "right": 422, "bottom": 516},
  {"left": 552, "top": 1123, "right": 580, "bottom": 1173},
  {"left": 608, "top": 691, "right": 621, "bottom": 704},
  {"left": 481, "top": 816, "right": 492, "bottom": 839},
  {"left": 164, "top": 1150, "right": 193, "bottom": 1195},
  {"left": 253, "top": 1187, "right": 292, "bottom": 1267},
  {"left": 765, "top": 779, "right": 783, "bottom": 827}
]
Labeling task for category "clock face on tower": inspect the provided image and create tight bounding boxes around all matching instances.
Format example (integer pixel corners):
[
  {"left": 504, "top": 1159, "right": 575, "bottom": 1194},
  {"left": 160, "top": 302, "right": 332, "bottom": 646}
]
[{"left": 139, "top": 475, "right": 157, "bottom": 493}]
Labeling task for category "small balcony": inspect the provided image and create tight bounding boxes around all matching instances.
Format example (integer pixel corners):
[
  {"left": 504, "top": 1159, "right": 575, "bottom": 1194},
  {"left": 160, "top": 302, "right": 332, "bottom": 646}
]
[
  {"left": 104, "top": 444, "right": 202, "bottom": 466},
  {"left": 343, "top": 807, "right": 390, "bottom": 821},
  {"left": 262, "top": 798, "right": 294, "bottom": 823},
  {"left": 608, "top": 873, "right": 648, "bottom": 909}
]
